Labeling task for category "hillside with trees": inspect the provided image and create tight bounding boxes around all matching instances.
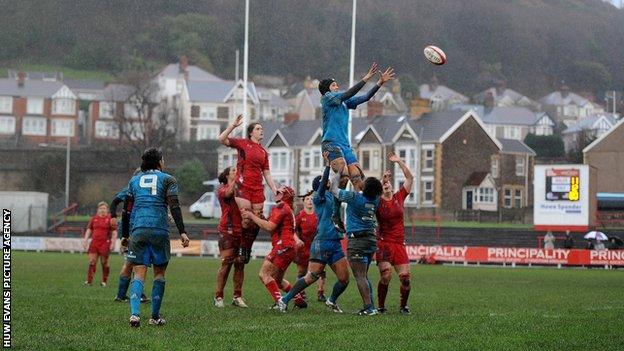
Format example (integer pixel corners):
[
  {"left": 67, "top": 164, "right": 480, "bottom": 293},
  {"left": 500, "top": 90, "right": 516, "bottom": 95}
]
[{"left": 1, "top": 0, "right": 622, "bottom": 98}]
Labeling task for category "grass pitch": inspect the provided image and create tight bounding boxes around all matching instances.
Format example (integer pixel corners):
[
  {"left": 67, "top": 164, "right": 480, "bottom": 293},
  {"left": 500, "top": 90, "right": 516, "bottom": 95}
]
[{"left": 12, "top": 252, "right": 624, "bottom": 350}]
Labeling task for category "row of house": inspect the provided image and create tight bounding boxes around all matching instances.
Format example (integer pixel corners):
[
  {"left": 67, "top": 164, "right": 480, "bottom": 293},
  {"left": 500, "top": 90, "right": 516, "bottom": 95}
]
[{"left": 218, "top": 110, "right": 535, "bottom": 213}]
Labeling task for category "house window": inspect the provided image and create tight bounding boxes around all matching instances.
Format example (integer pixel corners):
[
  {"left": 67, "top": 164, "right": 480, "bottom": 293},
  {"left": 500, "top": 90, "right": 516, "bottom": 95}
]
[
  {"left": 503, "top": 126, "right": 521, "bottom": 140},
  {"left": 191, "top": 105, "right": 200, "bottom": 118},
  {"left": 362, "top": 150, "right": 370, "bottom": 170},
  {"left": 302, "top": 150, "right": 311, "bottom": 170},
  {"left": 504, "top": 189, "right": 512, "bottom": 208},
  {"left": 0, "top": 116, "right": 15, "bottom": 134},
  {"left": 514, "top": 189, "right": 523, "bottom": 208},
  {"left": 423, "top": 148, "right": 434, "bottom": 171},
  {"left": 423, "top": 179, "right": 434, "bottom": 203},
  {"left": 27, "top": 98, "right": 44, "bottom": 115},
  {"left": 515, "top": 156, "right": 525, "bottom": 176},
  {"left": 478, "top": 188, "right": 494, "bottom": 203},
  {"left": 95, "top": 121, "right": 119, "bottom": 139},
  {"left": 197, "top": 125, "right": 219, "bottom": 140},
  {"left": 312, "top": 150, "right": 321, "bottom": 169},
  {"left": 52, "top": 98, "right": 76, "bottom": 115},
  {"left": 22, "top": 117, "right": 47, "bottom": 136},
  {"left": 270, "top": 151, "right": 289, "bottom": 171},
  {"left": 491, "top": 156, "right": 499, "bottom": 179},
  {"left": 51, "top": 119, "right": 75, "bottom": 136},
  {"left": 99, "top": 102, "right": 114, "bottom": 118},
  {"left": 372, "top": 150, "right": 380, "bottom": 171},
  {"left": 0, "top": 96, "right": 12, "bottom": 114},
  {"left": 199, "top": 105, "right": 217, "bottom": 120},
  {"left": 124, "top": 103, "right": 139, "bottom": 118}
]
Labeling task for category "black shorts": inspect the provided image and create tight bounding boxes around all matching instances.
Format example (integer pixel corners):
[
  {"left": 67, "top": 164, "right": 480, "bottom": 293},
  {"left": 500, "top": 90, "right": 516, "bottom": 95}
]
[{"left": 347, "top": 232, "right": 377, "bottom": 263}]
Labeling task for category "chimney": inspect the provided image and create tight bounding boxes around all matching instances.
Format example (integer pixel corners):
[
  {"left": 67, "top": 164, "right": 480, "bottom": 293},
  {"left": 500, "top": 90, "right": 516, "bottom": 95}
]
[
  {"left": 560, "top": 84, "right": 570, "bottom": 99},
  {"left": 410, "top": 97, "right": 430, "bottom": 119},
  {"left": 284, "top": 112, "right": 299, "bottom": 124},
  {"left": 495, "top": 79, "right": 507, "bottom": 95},
  {"left": 303, "top": 76, "right": 314, "bottom": 90},
  {"left": 367, "top": 101, "right": 384, "bottom": 118},
  {"left": 484, "top": 91, "right": 495, "bottom": 109},
  {"left": 179, "top": 55, "right": 189, "bottom": 72},
  {"left": 428, "top": 75, "right": 439, "bottom": 92},
  {"left": 17, "top": 70, "right": 25, "bottom": 87}
]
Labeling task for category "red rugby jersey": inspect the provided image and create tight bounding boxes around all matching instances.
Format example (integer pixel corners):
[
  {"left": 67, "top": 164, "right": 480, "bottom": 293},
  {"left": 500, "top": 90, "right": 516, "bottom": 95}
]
[
  {"left": 87, "top": 215, "right": 116, "bottom": 242},
  {"left": 295, "top": 210, "right": 318, "bottom": 247},
  {"left": 376, "top": 187, "right": 409, "bottom": 244},
  {"left": 217, "top": 185, "right": 242, "bottom": 236},
  {"left": 227, "top": 138, "right": 269, "bottom": 191},
  {"left": 268, "top": 203, "right": 295, "bottom": 247}
]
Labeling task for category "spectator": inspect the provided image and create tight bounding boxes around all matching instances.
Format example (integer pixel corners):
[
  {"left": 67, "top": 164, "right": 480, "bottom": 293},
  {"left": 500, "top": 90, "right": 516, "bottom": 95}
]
[
  {"left": 544, "top": 231, "right": 555, "bottom": 250},
  {"left": 563, "top": 231, "right": 574, "bottom": 249},
  {"left": 586, "top": 240, "right": 594, "bottom": 250},
  {"left": 608, "top": 237, "right": 623, "bottom": 250},
  {"left": 595, "top": 239, "right": 606, "bottom": 251}
]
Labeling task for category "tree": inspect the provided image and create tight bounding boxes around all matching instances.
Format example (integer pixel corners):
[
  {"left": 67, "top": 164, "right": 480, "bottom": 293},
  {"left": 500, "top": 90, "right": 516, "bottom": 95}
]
[
  {"left": 567, "top": 130, "right": 596, "bottom": 164},
  {"left": 524, "top": 134, "right": 565, "bottom": 158},
  {"left": 175, "top": 159, "right": 207, "bottom": 201}
]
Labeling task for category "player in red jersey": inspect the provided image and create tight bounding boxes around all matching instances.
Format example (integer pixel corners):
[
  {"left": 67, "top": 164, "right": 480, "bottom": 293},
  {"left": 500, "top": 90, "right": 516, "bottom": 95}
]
[
  {"left": 83, "top": 202, "right": 117, "bottom": 286},
  {"left": 375, "top": 152, "right": 414, "bottom": 314},
  {"left": 219, "top": 115, "right": 278, "bottom": 263},
  {"left": 242, "top": 186, "right": 302, "bottom": 310},
  {"left": 214, "top": 166, "right": 248, "bottom": 308},
  {"left": 294, "top": 193, "right": 327, "bottom": 302}
]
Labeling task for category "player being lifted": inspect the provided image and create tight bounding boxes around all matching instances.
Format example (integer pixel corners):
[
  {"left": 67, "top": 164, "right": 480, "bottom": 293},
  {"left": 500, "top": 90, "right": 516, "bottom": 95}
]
[
  {"left": 318, "top": 63, "right": 395, "bottom": 232},
  {"left": 214, "top": 166, "right": 247, "bottom": 308},
  {"left": 277, "top": 153, "right": 350, "bottom": 313},
  {"left": 376, "top": 153, "right": 413, "bottom": 315},
  {"left": 219, "top": 115, "right": 277, "bottom": 263},
  {"left": 83, "top": 202, "right": 117, "bottom": 286},
  {"left": 242, "top": 186, "right": 303, "bottom": 309},
  {"left": 124, "top": 148, "right": 189, "bottom": 327},
  {"left": 329, "top": 169, "right": 383, "bottom": 316}
]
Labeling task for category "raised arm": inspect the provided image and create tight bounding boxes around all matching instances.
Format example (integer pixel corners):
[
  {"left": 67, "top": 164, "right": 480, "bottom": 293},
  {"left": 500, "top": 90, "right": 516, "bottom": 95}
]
[
  {"left": 317, "top": 152, "right": 331, "bottom": 199},
  {"left": 329, "top": 169, "right": 341, "bottom": 197},
  {"left": 345, "top": 66, "right": 395, "bottom": 109},
  {"left": 218, "top": 114, "right": 243, "bottom": 146},
  {"left": 389, "top": 152, "right": 413, "bottom": 193},
  {"left": 223, "top": 181, "right": 237, "bottom": 199},
  {"left": 243, "top": 209, "right": 277, "bottom": 232},
  {"left": 339, "top": 62, "right": 378, "bottom": 102}
]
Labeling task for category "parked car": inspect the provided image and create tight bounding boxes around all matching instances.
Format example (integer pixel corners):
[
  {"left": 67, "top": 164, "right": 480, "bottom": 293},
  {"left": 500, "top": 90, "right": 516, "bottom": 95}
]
[{"left": 189, "top": 192, "right": 221, "bottom": 219}]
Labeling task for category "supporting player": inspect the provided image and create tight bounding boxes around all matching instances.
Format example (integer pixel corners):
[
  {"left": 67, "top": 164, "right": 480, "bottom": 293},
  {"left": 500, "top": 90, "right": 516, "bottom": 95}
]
[
  {"left": 278, "top": 154, "right": 350, "bottom": 313},
  {"left": 218, "top": 115, "right": 277, "bottom": 263},
  {"left": 294, "top": 193, "right": 326, "bottom": 303},
  {"left": 318, "top": 64, "right": 395, "bottom": 232},
  {"left": 124, "top": 148, "right": 190, "bottom": 327},
  {"left": 109, "top": 184, "right": 149, "bottom": 303},
  {"left": 242, "top": 186, "right": 300, "bottom": 310},
  {"left": 329, "top": 170, "right": 383, "bottom": 316},
  {"left": 83, "top": 202, "right": 116, "bottom": 287},
  {"left": 214, "top": 166, "right": 247, "bottom": 308},
  {"left": 376, "top": 153, "right": 414, "bottom": 315}
]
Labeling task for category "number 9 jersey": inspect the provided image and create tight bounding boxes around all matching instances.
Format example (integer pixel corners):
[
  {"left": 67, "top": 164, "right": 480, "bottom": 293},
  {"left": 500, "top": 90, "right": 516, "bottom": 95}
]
[{"left": 127, "top": 170, "right": 179, "bottom": 236}]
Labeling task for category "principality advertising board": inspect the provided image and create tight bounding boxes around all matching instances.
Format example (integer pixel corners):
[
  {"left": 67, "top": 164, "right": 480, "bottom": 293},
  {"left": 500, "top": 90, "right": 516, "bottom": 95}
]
[{"left": 534, "top": 165, "right": 589, "bottom": 231}]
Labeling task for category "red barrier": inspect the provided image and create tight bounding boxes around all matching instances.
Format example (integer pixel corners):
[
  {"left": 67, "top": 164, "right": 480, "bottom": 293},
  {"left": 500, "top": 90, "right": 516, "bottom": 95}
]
[{"left": 406, "top": 245, "right": 624, "bottom": 266}]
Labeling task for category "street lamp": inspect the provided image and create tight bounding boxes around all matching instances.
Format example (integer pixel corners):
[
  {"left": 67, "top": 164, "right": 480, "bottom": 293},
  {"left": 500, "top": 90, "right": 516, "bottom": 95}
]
[{"left": 39, "top": 135, "right": 70, "bottom": 208}]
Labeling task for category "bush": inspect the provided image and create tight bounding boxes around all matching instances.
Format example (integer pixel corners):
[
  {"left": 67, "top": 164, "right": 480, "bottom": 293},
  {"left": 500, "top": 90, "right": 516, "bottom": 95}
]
[
  {"left": 524, "top": 134, "right": 565, "bottom": 158},
  {"left": 175, "top": 159, "right": 207, "bottom": 202}
]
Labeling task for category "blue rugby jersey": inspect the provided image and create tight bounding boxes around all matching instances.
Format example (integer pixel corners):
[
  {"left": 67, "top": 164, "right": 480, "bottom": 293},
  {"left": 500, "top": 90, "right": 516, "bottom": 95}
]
[
  {"left": 338, "top": 190, "right": 380, "bottom": 233},
  {"left": 127, "top": 170, "right": 178, "bottom": 235}
]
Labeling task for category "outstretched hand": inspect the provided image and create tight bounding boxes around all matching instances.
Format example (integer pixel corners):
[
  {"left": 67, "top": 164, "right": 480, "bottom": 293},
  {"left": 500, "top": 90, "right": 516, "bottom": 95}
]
[
  {"left": 388, "top": 151, "right": 401, "bottom": 163},
  {"left": 231, "top": 114, "right": 243, "bottom": 128},
  {"left": 377, "top": 67, "right": 396, "bottom": 85},
  {"left": 322, "top": 151, "right": 330, "bottom": 166},
  {"left": 362, "top": 62, "right": 379, "bottom": 81}
]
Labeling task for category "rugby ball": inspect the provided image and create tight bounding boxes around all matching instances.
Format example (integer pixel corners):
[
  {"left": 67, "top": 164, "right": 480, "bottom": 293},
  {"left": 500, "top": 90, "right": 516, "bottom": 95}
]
[{"left": 423, "top": 45, "right": 446, "bottom": 65}]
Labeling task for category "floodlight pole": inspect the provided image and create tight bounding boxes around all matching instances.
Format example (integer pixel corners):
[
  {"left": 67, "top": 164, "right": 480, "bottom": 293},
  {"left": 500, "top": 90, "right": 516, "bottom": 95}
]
[
  {"left": 242, "top": 0, "right": 250, "bottom": 136},
  {"left": 348, "top": 0, "right": 357, "bottom": 143}
]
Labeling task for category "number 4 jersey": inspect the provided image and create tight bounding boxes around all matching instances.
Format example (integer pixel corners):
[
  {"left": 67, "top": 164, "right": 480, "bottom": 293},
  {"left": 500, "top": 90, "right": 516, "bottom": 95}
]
[{"left": 127, "top": 170, "right": 179, "bottom": 236}]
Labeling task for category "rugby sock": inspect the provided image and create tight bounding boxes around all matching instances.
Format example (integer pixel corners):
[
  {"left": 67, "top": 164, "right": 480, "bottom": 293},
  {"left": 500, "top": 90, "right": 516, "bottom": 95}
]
[
  {"left": 264, "top": 281, "right": 282, "bottom": 302},
  {"left": 215, "top": 291, "right": 224, "bottom": 299},
  {"left": 281, "top": 282, "right": 292, "bottom": 293},
  {"left": 86, "top": 263, "right": 96, "bottom": 283},
  {"left": 282, "top": 277, "right": 309, "bottom": 304},
  {"left": 129, "top": 279, "right": 144, "bottom": 316},
  {"left": 151, "top": 279, "right": 165, "bottom": 319},
  {"left": 377, "top": 282, "right": 389, "bottom": 309},
  {"left": 233, "top": 262, "right": 244, "bottom": 298},
  {"left": 400, "top": 286, "right": 410, "bottom": 308},
  {"left": 367, "top": 278, "right": 375, "bottom": 308},
  {"left": 330, "top": 281, "right": 348, "bottom": 303},
  {"left": 117, "top": 275, "right": 130, "bottom": 299},
  {"left": 102, "top": 265, "right": 110, "bottom": 284}
]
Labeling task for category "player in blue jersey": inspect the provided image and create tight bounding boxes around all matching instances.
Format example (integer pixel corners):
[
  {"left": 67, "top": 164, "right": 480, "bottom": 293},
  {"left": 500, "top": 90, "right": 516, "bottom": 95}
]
[
  {"left": 318, "top": 64, "right": 395, "bottom": 232},
  {"left": 329, "top": 169, "right": 383, "bottom": 316},
  {"left": 122, "top": 148, "right": 189, "bottom": 327},
  {"left": 109, "top": 182, "right": 149, "bottom": 304},
  {"left": 277, "top": 153, "right": 349, "bottom": 313}
]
